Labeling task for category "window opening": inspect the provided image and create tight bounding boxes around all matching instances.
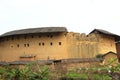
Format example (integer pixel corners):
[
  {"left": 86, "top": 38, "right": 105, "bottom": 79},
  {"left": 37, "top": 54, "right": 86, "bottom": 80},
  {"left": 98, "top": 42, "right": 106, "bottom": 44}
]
[
  {"left": 50, "top": 35, "right": 53, "bottom": 38},
  {"left": 59, "top": 42, "right": 62, "bottom": 45},
  {"left": 50, "top": 42, "right": 53, "bottom": 46},
  {"left": 11, "top": 36, "right": 14, "bottom": 40},
  {"left": 6, "top": 38, "right": 9, "bottom": 41},
  {"left": 42, "top": 42, "right": 44, "bottom": 46},
  {"left": 11, "top": 46, "right": 13, "bottom": 48},
  {"left": 39, "top": 35, "right": 41, "bottom": 38},
  {"left": 27, "top": 44, "right": 29, "bottom": 47},
  {"left": 31, "top": 35, "right": 34, "bottom": 38},
  {"left": 24, "top": 44, "right": 27, "bottom": 47},
  {"left": 17, "top": 44, "right": 20, "bottom": 47},
  {"left": 39, "top": 43, "right": 41, "bottom": 46}
]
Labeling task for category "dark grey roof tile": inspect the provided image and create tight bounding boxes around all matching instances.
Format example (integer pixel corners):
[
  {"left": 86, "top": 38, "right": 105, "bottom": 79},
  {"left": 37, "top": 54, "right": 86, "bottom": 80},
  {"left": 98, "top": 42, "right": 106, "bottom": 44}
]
[{"left": 0, "top": 27, "right": 67, "bottom": 37}]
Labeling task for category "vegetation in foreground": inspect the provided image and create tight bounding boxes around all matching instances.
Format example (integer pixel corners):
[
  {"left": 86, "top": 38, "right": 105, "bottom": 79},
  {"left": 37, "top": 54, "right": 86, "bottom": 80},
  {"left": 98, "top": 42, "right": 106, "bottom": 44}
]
[
  {"left": 0, "top": 59, "right": 120, "bottom": 80},
  {"left": 0, "top": 63, "right": 49, "bottom": 80}
]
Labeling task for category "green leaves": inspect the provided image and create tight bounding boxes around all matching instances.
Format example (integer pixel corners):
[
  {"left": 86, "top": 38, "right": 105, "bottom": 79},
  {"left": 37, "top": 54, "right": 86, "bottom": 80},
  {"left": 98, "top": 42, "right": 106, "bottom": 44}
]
[
  {"left": 0, "top": 63, "right": 49, "bottom": 80},
  {"left": 0, "top": 60, "right": 120, "bottom": 80}
]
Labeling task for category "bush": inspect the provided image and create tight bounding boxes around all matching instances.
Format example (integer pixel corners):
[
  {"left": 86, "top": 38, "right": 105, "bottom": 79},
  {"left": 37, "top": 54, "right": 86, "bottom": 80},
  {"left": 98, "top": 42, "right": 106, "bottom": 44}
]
[{"left": 0, "top": 63, "right": 49, "bottom": 80}]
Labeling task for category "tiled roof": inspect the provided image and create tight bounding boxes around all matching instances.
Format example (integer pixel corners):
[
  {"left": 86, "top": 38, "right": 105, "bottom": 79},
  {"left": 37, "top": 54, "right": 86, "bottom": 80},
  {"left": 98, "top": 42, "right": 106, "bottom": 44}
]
[
  {"left": 0, "top": 27, "right": 67, "bottom": 37},
  {"left": 89, "top": 29, "right": 120, "bottom": 41}
]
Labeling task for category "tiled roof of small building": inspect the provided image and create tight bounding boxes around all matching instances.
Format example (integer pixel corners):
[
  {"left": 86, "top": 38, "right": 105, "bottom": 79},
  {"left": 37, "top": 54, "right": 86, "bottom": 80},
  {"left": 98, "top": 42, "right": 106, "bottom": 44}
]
[
  {"left": 89, "top": 29, "right": 120, "bottom": 41},
  {"left": 0, "top": 27, "right": 67, "bottom": 37},
  {"left": 102, "top": 51, "right": 117, "bottom": 57},
  {"left": 90, "top": 29, "right": 117, "bottom": 36}
]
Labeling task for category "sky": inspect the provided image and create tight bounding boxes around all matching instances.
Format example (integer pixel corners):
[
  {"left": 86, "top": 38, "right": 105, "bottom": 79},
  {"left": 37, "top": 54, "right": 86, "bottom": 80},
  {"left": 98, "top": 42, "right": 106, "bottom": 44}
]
[{"left": 0, "top": 0, "right": 120, "bottom": 35}]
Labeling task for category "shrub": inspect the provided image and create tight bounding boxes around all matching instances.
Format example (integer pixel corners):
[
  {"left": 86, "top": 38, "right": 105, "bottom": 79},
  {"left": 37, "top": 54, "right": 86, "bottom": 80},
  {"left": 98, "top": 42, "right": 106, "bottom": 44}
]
[{"left": 0, "top": 63, "right": 49, "bottom": 80}]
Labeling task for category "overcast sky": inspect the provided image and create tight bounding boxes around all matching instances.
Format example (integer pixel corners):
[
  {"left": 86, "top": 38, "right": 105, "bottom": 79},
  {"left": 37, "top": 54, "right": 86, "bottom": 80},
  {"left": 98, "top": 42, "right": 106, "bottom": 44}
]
[{"left": 0, "top": 0, "right": 120, "bottom": 35}]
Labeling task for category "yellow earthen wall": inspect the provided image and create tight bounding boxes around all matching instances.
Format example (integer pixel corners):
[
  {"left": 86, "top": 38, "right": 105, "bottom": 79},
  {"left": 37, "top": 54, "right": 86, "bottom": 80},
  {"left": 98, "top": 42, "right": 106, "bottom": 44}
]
[
  {"left": 0, "top": 32, "right": 68, "bottom": 62},
  {"left": 98, "top": 34, "right": 116, "bottom": 54},
  {"left": 0, "top": 32, "right": 117, "bottom": 62},
  {"left": 66, "top": 32, "right": 99, "bottom": 58}
]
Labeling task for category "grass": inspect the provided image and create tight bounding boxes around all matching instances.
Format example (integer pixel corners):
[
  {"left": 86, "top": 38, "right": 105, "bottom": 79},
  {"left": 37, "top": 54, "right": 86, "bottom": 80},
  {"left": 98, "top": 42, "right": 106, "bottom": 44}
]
[{"left": 66, "top": 68, "right": 112, "bottom": 80}]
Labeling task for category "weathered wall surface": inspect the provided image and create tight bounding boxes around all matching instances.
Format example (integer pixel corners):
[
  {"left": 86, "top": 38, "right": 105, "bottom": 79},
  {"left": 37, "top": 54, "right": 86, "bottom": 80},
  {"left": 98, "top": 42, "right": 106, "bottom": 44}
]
[
  {"left": 66, "top": 32, "right": 98, "bottom": 58},
  {"left": 0, "top": 31, "right": 117, "bottom": 62},
  {"left": 97, "top": 34, "right": 116, "bottom": 54},
  {"left": 0, "top": 32, "right": 68, "bottom": 62}
]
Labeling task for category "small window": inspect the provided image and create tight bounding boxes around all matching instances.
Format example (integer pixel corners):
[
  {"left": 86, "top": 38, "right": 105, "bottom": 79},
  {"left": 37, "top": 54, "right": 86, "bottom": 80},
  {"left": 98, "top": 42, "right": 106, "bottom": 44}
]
[
  {"left": 59, "top": 42, "right": 62, "bottom": 45},
  {"left": 24, "top": 44, "right": 29, "bottom": 47},
  {"left": 27, "top": 44, "right": 29, "bottom": 47},
  {"left": 38, "top": 35, "right": 41, "bottom": 38},
  {"left": 11, "top": 36, "right": 14, "bottom": 40},
  {"left": 6, "top": 38, "right": 9, "bottom": 41},
  {"left": 39, "top": 43, "right": 41, "bottom": 46},
  {"left": 24, "top": 44, "right": 27, "bottom": 47},
  {"left": 11, "top": 46, "right": 13, "bottom": 48},
  {"left": 17, "top": 44, "right": 20, "bottom": 47},
  {"left": 50, "top": 35, "right": 53, "bottom": 38},
  {"left": 42, "top": 42, "right": 44, "bottom": 46},
  {"left": 31, "top": 35, "right": 34, "bottom": 38},
  {"left": 50, "top": 42, "right": 53, "bottom": 46}
]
